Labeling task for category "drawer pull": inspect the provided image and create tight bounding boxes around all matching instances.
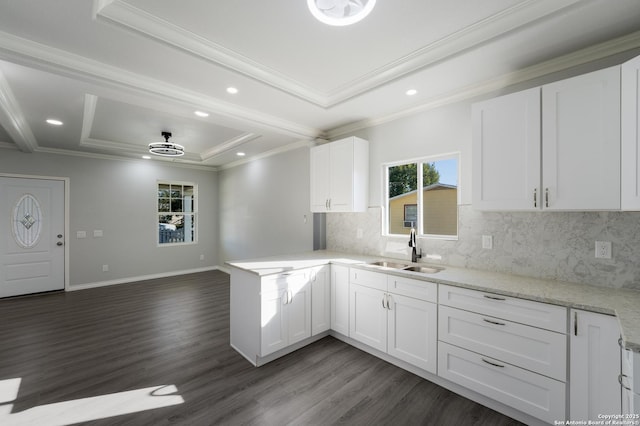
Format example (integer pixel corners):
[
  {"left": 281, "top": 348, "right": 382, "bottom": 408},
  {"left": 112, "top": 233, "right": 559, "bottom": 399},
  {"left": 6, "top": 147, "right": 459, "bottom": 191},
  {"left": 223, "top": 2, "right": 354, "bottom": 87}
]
[
  {"left": 619, "top": 374, "right": 632, "bottom": 391},
  {"left": 483, "top": 294, "right": 506, "bottom": 301},
  {"left": 619, "top": 336, "right": 624, "bottom": 348},
  {"left": 482, "top": 358, "right": 505, "bottom": 368},
  {"left": 483, "top": 318, "right": 506, "bottom": 326}
]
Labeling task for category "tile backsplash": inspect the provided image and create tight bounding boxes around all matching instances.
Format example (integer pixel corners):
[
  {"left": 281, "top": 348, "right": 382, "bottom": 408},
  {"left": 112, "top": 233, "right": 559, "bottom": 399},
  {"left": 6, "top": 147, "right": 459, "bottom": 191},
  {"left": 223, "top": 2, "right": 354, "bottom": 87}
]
[{"left": 326, "top": 205, "right": 640, "bottom": 290}]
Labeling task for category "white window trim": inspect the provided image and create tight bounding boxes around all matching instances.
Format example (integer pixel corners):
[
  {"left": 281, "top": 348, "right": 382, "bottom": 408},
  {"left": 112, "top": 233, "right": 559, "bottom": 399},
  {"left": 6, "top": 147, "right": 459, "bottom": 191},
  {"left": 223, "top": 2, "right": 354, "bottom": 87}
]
[
  {"left": 157, "top": 180, "right": 198, "bottom": 247},
  {"left": 382, "top": 152, "right": 460, "bottom": 240}
]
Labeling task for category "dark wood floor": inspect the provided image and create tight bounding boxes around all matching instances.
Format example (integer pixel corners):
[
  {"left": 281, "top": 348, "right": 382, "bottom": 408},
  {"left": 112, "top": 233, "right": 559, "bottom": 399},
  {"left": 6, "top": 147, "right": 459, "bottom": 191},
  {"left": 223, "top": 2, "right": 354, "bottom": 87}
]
[{"left": 0, "top": 271, "right": 523, "bottom": 425}]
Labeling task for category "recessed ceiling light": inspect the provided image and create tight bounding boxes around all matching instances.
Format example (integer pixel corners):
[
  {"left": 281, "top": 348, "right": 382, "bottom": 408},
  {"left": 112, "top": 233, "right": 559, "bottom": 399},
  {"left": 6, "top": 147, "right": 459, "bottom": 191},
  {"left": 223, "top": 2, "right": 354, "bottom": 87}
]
[
  {"left": 142, "top": 155, "right": 151, "bottom": 160},
  {"left": 46, "top": 119, "right": 63, "bottom": 126},
  {"left": 226, "top": 87, "right": 238, "bottom": 94},
  {"left": 236, "top": 152, "right": 246, "bottom": 157},
  {"left": 406, "top": 89, "right": 418, "bottom": 96},
  {"left": 194, "top": 111, "right": 209, "bottom": 117}
]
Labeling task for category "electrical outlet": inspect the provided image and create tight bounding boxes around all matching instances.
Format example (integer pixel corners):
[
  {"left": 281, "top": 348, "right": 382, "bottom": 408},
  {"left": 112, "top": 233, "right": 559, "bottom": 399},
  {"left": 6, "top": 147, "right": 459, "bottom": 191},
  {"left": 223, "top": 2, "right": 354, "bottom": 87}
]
[
  {"left": 595, "top": 241, "right": 612, "bottom": 259},
  {"left": 357, "top": 228, "right": 363, "bottom": 239},
  {"left": 102, "top": 264, "right": 109, "bottom": 272},
  {"left": 482, "top": 235, "right": 493, "bottom": 250}
]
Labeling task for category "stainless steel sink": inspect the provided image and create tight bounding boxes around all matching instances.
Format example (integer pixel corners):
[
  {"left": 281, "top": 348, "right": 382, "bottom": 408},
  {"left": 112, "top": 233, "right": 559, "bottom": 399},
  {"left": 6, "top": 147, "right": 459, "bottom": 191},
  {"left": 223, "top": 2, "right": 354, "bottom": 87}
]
[
  {"left": 368, "top": 261, "right": 410, "bottom": 269},
  {"left": 403, "top": 265, "right": 443, "bottom": 274}
]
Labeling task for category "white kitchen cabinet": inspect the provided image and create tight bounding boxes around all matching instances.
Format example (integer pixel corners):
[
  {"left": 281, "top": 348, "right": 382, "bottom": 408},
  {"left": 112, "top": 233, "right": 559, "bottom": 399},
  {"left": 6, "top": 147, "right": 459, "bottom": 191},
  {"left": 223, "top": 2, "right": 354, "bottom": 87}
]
[
  {"left": 472, "top": 88, "right": 541, "bottom": 211},
  {"left": 542, "top": 66, "right": 620, "bottom": 210},
  {"left": 621, "top": 342, "right": 640, "bottom": 416},
  {"left": 311, "top": 265, "right": 330, "bottom": 336},
  {"left": 230, "top": 267, "right": 316, "bottom": 365},
  {"left": 261, "top": 271, "right": 312, "bottom": 356},
  {"left": 438, "top": 342, "right": 566, "bottom": 424},
  {"left": 330, "top": 264, "right": 350, "bottom": 336},
  {"left": 310, "top": 136, "right": 369, "bottom": 212},
  {"left": 569, "top": 309, "right": 621, "bottom": 421},
  {"left": 349, "top": 268, "right": 438, "bottom": 374},
  {"left": 350, "top": 282, "right": 387, "bottom": 352},
  {"left": 622, "top": 55, "right": 640, "bottom": 210},
  {"left": 472, "top": 66, "right": 621, "bottom": 211}
]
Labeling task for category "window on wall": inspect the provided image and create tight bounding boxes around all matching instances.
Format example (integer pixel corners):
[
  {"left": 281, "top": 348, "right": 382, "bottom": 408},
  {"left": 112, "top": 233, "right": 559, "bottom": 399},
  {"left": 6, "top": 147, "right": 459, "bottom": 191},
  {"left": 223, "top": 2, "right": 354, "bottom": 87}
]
[
  {"left": 384, "top": 153, "right": 459, "bottom": 239},
  {"left": 157, "top": 182, "right": 197, "bottom": 245}
]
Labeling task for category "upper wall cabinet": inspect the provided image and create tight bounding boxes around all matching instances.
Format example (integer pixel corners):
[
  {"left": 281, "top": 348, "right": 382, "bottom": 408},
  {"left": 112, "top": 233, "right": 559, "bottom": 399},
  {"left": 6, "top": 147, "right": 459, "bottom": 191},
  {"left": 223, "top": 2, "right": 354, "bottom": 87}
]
[
  {"left": 622, "top": 55, "right": 640, "bottom": 210},
  {"left": 472, "top": 88, "right": 541, "bottom": 211},
  {"left": 310, "top": 136, "right": 369, "bottom": 213},
  {"left": 472, "top": 66, "right": 621, "bottom": 211}
]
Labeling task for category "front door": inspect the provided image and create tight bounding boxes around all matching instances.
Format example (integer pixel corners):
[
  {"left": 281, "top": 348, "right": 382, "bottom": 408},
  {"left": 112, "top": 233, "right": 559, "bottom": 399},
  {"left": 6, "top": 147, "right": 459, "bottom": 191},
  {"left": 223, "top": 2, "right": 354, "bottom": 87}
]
[{"left": 0, "top": 177, "right": 65, "bottom": 298}]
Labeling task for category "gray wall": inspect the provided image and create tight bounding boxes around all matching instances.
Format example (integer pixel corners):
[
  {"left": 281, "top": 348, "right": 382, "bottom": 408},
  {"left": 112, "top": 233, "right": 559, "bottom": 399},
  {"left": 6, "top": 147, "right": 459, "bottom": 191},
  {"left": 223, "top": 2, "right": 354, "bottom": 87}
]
[
  {"left": 0, "top": 150, "right": 218, "bottom": 287},
  {"left": 218, "top": 146, "right": 314, "bottom": 263}
]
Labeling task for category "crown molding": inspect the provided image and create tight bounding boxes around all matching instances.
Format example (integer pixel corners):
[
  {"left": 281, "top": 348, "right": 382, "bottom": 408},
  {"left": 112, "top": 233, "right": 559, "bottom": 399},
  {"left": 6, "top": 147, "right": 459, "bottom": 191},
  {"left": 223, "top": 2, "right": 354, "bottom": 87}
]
[
  {"left": 0, "top": 69, "right": 38, "bottom": 153},
  {"left": 200, "top": 133, "right": 259, "bottom": 161},
  {"left": 327, "top": 29, "right": 640, "bottom": 139},
  {"left": 96, "top": 0, "right": 580, "bottom": 108},
  {"left": 219, "top": 140, "right": 313, "bottom": 171},
  {"left": 0, "top": 30, "right": 321, "bottom": 141}
]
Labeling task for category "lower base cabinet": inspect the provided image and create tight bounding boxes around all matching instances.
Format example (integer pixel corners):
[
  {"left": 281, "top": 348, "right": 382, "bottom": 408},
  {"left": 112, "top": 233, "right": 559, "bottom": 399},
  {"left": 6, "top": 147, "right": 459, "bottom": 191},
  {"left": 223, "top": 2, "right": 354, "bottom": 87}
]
[
  {"left": 570, "top": 309, "right": 622, "bottom": 421},
  {"left": 438, "top": 342, "right": 566, "bottom": 423}
]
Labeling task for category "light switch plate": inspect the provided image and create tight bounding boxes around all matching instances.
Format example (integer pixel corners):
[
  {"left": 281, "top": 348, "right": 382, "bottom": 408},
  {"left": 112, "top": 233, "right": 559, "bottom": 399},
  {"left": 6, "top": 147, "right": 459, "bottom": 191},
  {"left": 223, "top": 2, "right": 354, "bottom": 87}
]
[
  {"left": 93, "top": 230, "right": 103, "bottom": 238},
  {"left": 76, "top": 231, "right": 86, "bottom": 239}
]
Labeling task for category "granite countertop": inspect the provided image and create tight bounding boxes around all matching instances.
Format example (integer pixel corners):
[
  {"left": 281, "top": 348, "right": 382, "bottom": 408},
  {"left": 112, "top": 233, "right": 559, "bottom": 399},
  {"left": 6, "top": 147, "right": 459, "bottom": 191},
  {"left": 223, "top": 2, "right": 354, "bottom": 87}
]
[{"left": 226, "top": 250, "right": 640, "bottom": 352}]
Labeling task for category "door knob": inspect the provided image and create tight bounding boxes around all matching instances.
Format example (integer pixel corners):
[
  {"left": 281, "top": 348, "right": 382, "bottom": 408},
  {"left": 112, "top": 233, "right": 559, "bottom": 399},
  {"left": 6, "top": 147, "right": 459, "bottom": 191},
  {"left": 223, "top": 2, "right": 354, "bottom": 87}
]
[
  {"left": 57, "top": 241, "right": 64, "bottom": 246},
  {"left": 57, "top": 234, "right": 63, "bottom": 238}
]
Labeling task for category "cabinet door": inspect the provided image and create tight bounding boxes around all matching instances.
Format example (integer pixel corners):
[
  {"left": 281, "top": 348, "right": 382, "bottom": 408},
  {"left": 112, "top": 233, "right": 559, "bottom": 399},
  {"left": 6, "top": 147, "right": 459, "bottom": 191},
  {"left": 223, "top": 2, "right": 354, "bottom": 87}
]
[
  {"left": 287, "top": 279, "right": 312, "bottom": 345},
  {"left": 349, "top": 283, "right": 387, "bottom": 352},
  {"left": 310, "top": 144, "right": 330, "bottom": 212},
  {"left": 542, "top": 66, "right": 621, "bottom": 210},
  {"left": 622, "top": 55, "right": 640, "bottom": 210},
  {"left": 570, "top": 309, "right": 621, "bottom": 420},
  {"left": 331, "top": 264, "right": 350, "bottom": 336},
  {"left": 311, "top": 265, "right": 330, "bottom": 336},
  {"left": 387, "top": 293, "right": 437, "bottom": 373},
  {"left": 328, "top": 139, "right": 355, "bottom": 212},
  {"left": 261, "top": 289, "right": 288, "bottom": 356},
  {"left": 472, "top": 88, "right": 541, "bottom": 211}
]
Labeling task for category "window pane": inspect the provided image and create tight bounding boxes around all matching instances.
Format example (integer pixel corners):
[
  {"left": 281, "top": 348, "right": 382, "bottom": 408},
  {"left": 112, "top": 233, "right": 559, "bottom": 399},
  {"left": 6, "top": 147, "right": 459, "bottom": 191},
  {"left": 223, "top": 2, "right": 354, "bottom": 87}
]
[
  {"left": 158, "top": 199, "right": 170, "bottom": 212},
  {"left": 388, "top": 163, "right": 417, "bottom": 235},
  {"left": 158, "top": 184, "right": 170, "bottom": 198},
  {"left": 183, "top": 186, "right": 194, "bottom": 197},
  {"left": 170, "top": 185, "right": 183, "bottom": 199},
  {"left": 159, "top": 214, "right": 183, "bottom": 243},
  {"left": 171, "top": 198, "right": 183, "bottom": 212},
  {"left": 422, "top": 158, "right": 458, "bottom": 236}
]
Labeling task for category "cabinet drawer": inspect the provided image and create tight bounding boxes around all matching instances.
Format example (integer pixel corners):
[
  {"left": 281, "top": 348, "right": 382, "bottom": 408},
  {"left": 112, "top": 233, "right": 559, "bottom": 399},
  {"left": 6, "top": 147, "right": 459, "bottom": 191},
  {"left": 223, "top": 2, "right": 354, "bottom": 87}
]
[
  {"left": 439, "top": 284, "right": 567, "bottom": 333},
  {"left": 350, "top": 268, "right": 386, "bottom": 291},
  {"left": 261, "top": 271, "right": 308, "bottom": 293},
  {"left": 387, "top": 275, "right": 437, "bottom": 303},
  {"left": 438, "top": 342, "right": 565, "bottom": 423},
  {"left": 439, "top": 306, "right": 566, "bottom": 381}
]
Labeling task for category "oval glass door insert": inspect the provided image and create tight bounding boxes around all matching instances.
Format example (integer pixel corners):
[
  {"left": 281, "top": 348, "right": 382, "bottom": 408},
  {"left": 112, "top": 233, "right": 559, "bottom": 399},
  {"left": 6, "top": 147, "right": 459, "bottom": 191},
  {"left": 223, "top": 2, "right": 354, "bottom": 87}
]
[{"left": 13, "top": 194, "right": 42, "bottom": 248}]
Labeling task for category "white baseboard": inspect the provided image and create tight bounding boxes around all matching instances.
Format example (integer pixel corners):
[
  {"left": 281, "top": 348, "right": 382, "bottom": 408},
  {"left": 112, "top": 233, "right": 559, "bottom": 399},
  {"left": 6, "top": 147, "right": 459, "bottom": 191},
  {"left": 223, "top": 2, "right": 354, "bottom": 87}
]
[{"left": 68, "top": 266, "right": 227, "bottom": 291}]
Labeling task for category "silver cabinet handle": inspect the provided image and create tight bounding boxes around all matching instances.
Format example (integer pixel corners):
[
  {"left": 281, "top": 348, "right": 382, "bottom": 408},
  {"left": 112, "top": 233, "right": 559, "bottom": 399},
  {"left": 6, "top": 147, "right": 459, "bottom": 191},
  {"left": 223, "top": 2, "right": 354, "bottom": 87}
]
[
  {"left": 619, "top": 336, "right": 624, "bottom": 348},
  {"left": 483, "top": 294, "right": 505, "bottom": 301},
  {"left": 328, "top": 198, "right": 331, "bottom": 209},
  {"left": 386, "top": 294, "right": 392, "bottom": 310},
  {"left": 381, "top": 294, "right": 386, "bottom": 309},
  {"left": 574, "top": 311, "right": 578, "bottom": 336},
  {"left": 619, "top": 374, "right": 632, "bottom": 391},
  {"left": 545, "top": 188, "right": 549, "bottom": 208},
  {"left": 482, "top": 358, "right": 505, "bottom": 368},
  {"left": 533, "top": 188, "right": 537, "bottom": 208},
  {"left": 483, "top": 318, "right": 505, "bottom": 326}
]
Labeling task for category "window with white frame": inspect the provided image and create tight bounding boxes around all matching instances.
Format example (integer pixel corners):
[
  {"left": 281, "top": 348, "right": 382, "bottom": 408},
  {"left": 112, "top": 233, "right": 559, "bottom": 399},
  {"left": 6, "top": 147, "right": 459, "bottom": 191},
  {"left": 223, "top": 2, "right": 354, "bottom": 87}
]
[
  {"left": 157, "top": 182, "right": 197, "bottom": 245},
  {"left": 384, "top": 153, "right": 459, "bottom": 239}
]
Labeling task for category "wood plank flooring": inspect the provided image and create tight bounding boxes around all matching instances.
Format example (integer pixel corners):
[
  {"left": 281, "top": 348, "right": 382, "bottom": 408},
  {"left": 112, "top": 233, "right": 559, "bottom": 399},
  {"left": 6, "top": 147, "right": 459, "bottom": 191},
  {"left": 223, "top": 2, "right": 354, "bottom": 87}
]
[{"left": 0, "top": 271, "right": 523, "bottom": 425}]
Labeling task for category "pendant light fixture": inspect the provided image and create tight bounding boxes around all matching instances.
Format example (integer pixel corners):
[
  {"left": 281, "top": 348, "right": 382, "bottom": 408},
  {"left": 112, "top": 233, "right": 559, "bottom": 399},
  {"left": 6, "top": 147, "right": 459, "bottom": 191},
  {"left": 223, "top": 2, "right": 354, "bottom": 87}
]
[
  {"left": 307, "top": 0, "right": 376, "bottom": 26},
  {"left": 148, "top": 131, "right": 184, "bottom": 157}
]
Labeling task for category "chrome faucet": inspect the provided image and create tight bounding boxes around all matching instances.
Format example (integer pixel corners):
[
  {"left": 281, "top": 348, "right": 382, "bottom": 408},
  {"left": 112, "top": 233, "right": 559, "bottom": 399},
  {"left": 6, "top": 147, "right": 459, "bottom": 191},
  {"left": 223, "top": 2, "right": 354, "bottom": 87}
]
[{"left": 408, "top": 226, "right": 422, "bottom": 263}]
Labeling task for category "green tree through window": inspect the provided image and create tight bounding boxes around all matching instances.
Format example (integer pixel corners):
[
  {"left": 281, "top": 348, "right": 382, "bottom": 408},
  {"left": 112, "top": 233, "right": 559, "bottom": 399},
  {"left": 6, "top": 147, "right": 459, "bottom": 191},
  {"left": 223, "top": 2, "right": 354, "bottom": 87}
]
[{"left": 388, "top": 163, "right": 440, "bottom": 197}]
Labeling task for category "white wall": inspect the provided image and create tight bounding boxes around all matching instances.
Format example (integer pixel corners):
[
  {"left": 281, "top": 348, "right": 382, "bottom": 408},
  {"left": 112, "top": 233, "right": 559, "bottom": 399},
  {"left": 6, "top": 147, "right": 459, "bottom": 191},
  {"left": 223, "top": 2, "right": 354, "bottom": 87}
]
[
  {"left": 0, "top": 150, "right": 218, "bottom": 287},
  {"left": 218, "top": 146, "right": 314, "bottom": 263}
]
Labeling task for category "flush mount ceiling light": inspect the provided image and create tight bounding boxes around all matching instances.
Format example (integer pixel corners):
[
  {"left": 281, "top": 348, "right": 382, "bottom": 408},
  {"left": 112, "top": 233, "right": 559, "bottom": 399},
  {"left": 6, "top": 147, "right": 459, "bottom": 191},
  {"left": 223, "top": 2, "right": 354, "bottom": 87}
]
[
  {"left": 307, "top": 0, "right": 376, "bottom": 26},
  {"left": 148, "top": 131, "right": 184, "bottom": 157}
]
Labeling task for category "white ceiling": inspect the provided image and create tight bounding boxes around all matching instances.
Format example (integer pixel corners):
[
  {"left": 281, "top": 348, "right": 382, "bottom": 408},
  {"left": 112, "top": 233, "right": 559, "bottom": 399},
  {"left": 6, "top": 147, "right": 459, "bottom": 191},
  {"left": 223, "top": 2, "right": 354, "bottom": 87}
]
[{"left": 1, "top": 0, "right": 640, "bottom": 168}]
